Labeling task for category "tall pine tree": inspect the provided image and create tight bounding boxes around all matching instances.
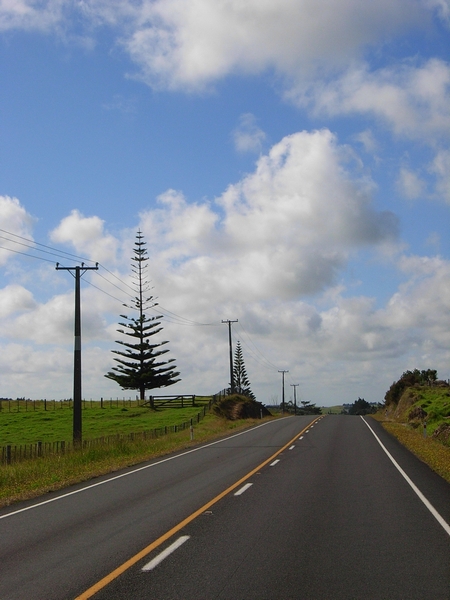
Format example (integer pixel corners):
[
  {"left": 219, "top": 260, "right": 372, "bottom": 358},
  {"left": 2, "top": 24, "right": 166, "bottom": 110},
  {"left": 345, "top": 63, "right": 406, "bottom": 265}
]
[
  {"left": 105, "top": 231, "right": 180, "bottom": 406},
  {"left": 233, "top": 341, "right": 255, "bottom": 399}
]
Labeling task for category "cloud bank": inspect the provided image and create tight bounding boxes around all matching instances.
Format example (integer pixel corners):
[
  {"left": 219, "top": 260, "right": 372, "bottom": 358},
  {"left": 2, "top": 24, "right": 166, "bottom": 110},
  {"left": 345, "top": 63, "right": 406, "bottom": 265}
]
[{"left": 1, "top": 129, "right": 448, "bottom": 404}]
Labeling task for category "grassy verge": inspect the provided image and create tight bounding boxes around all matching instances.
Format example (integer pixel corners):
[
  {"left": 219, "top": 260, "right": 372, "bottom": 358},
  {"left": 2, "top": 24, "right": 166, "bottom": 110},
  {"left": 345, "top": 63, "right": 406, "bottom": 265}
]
[
  {"left": 0, "top": 415, "right": 271, "bottom": 508},
  {"left": 371, "top": 414, "right": 450, "bottom": 484}
]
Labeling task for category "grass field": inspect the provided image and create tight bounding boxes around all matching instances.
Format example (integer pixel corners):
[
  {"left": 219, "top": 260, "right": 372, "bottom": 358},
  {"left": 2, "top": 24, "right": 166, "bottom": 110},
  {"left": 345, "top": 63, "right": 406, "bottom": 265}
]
[
  {"left": 0, "top": 413, "right": 272, "bottom": 507},
  {"left": 0, "top": 399, "right": 212, "bottom": 446}
]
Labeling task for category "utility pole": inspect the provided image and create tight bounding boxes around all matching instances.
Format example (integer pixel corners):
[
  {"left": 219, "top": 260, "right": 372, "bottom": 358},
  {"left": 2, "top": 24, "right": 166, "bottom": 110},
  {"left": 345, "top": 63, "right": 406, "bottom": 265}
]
[
  {"left": 278, "top": 370, "right": 289, "bottom": 413},
  {"left": 291, "top": 383, "right": 299, "bottom": 415},
  {"left": 222, "top": 319, "right": 238, "bottom": 394},
  {"left": 56, "top": 262, "right": 98, "bottom": 446}
]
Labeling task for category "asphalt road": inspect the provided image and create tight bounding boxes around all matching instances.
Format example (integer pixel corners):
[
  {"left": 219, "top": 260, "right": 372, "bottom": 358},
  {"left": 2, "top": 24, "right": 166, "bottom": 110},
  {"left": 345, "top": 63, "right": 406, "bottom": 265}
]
[{"left": 1, "top": 415, "right": 449, "bottom": 599}]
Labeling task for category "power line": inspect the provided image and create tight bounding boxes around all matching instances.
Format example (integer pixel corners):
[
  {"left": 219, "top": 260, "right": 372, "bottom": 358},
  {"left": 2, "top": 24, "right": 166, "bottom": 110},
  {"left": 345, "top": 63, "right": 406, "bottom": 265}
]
[
  {"left": 235, "top": 321, "right": 280, "bottom": 371},
  {"left": 0, "top": 244, "right": 56, "bottom": 263},
  {"left": 0, "top": 228, "right": 219, "bottom": 327},
  {"left": 0, "top": 228, "right": 94, "bottom": 264}
]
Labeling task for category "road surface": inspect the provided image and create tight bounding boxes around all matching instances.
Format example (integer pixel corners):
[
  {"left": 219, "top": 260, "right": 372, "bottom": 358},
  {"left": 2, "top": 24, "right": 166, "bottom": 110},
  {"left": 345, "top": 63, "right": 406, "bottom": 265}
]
[{"left": 0, "top": 415, "right": 449, "bottom": 599}]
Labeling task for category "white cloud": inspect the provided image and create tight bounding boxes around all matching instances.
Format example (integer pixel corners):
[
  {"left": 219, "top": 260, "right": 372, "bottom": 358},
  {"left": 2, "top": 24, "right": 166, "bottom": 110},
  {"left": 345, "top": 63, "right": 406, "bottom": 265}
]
[
  {"left": 2, "top": 130, "right": 449, "bottom": 405},
  {"left": 137, "top": 129, "right": 397, "bottom": 307},
  {"left": 397, "top": 167, "right": 426, "bottom": 199},
  {"left": 0, "top": 284, "right": 36, "bottom": 317},
  {"left": 0, "top": 0, "right": 66, "bottom": 32},
  {"left": 0, "top": 1, "right": 428, "bottom": 89},
  {"left": 119, "top": 0, "right": 425, "bottom": 91},
  {"left": 293, "top": 59, "right": 450, "bottom": 143},
  {"left": 429, "top": 149, "right": 450, "bottom": 203},
  {"left": 382, "top": 255, "right": 450, "bottom": 348},
  {"left": 353, "top": 129, "right": 379, "bottom": 155},
  {"left": 232, "top": 113, "right": 266, "bottom": 154},
  {"left": 0, "top": 195, "right": 36, "bottom": 266},
  {"left": 425, "top": 0, "right": 450, "bottom": 24},
  {"left": 50, "top": 209, "right": 118, "bottom": 263}
]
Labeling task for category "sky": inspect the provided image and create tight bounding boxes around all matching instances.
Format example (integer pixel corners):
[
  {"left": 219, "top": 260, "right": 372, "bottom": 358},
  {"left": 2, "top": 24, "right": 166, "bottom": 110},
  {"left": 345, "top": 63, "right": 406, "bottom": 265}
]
[{"left": 0, "top": 0, "right": 449, "bottom": 407}]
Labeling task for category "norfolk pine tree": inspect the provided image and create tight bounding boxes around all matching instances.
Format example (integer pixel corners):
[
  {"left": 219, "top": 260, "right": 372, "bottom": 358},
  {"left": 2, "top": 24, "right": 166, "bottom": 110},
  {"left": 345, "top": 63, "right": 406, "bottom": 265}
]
[
  {"left": 105, "top": 231, "right": 180, "bottom": 407},
  {"left": 233, "top": 341, "right": 255, "bottom": 399}
]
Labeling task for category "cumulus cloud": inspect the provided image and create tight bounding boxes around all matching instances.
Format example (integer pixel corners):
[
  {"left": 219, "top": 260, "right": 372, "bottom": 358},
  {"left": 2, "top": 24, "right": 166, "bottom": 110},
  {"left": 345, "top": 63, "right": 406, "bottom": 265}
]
[
  {"left": 353, "top": 129, "right": 379, "bottom": 155},
  {"left": 0, "top": 284, "right": 36, "bottom": 318},
  {"left": 429, "top": 149, "right": 450, "bottom": 203},
  {"left": 0, "top": 0, "right": 66, "bottom": 32},
  {"left": 0, "top": 195, "right": 36, "bottom": 266},
  {"left": 50, "top": 209, "right": 118, "bottom": 263},
  {"left": 425, "top": 0, "right": 450, "bottom": 24},
  {"left": 397, "top": 167, "right": 427, "bottom": 200},
  {"left": 119, "top": 0, "right": 425, "bottom": 91},
  {"left": 0, "top": 1, "right": 428, "bottom": 89},
  {"left": 292, "top": 59, "right": 450, "bottom": 142},
  {"left": 232, "top": 113, "right": 266, "bottom": 154},
  {"left": 136, "top": 129, "right": 398, "bottom": 307},
  {"left": 382, "top": 255, "right": 450, "bottom": 348}
]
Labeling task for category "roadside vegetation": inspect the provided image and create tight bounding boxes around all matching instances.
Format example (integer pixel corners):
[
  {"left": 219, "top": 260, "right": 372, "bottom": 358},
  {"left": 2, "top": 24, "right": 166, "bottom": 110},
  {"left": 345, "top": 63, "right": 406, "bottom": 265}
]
[
  {"left": 0, "top": 408, "right": 275, "bottom": 508},
  {"left": 373, "top": 369, "right": 450, "bottom": 483}
]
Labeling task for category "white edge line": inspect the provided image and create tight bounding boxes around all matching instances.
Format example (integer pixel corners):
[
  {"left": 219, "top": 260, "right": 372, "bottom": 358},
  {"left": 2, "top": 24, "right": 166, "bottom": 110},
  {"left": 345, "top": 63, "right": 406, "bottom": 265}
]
[
  {"left": 361, "top": 416, "right": 450, "bottom": 537},
  {"left": 234, "top": 483, "right": 253, "bottom": 496},
  {"left": 0, "top": 418, "right": 289, "bottom": 520},
  {"left": 142, "top": 535, "right": 190, "bottom": 571}
]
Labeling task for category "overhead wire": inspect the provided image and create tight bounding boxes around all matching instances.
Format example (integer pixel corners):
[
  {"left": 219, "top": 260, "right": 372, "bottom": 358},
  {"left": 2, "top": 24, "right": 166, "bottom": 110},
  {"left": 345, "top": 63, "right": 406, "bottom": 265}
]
[
  {"left": 0, "top": 228, "right": 95, "bottom": 264},
  {"left": 234, "top": 320, "right": 281, "bottom": 372},
  {"left": 0, "top": 228, "right": 222, "bottom": 328},
  {"left": 92, "top": 269, "right": 218, "bottom": 326},
  {"left": 0, "top": 244, "right": 56, "bottom": 264}
]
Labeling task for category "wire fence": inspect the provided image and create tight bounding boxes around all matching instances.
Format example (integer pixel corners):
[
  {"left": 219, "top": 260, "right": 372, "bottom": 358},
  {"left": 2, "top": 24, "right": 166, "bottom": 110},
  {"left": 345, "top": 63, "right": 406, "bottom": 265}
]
[
  {"left": 0, "top": 396, "right": 199, "bottom": 412},
  {"left": 1, "top": 399, "right": 217, "bottom": 465}
]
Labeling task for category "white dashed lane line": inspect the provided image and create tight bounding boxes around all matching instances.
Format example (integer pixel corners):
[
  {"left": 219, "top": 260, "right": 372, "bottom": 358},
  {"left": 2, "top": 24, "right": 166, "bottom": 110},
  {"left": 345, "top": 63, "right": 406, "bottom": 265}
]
[
  {"left": 142, "top": 536, "right": 190, "bottom": 572},
  {"left": 234, "top": 483, "right": 253, "bottom": 496}
]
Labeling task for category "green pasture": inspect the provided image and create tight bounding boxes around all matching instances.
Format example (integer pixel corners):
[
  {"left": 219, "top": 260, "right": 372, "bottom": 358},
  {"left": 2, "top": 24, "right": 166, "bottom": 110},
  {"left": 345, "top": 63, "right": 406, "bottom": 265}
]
[{"left": 0, "top": 398, "right": 212, "bottom": 445}]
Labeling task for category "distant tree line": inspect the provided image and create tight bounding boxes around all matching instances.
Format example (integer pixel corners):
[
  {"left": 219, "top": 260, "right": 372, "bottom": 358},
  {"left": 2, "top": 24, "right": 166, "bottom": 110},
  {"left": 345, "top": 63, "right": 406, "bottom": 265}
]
[
  {"left": 346, "top": 397, "right": 380, "bottom": 415},
  {"left": 284, "top": 400, "right": 321, "bottom": 415}
]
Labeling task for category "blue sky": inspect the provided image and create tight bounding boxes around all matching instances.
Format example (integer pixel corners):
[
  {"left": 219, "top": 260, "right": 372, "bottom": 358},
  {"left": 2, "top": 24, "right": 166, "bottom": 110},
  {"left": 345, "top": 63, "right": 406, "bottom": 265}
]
[{"left": 0, "top": 0, "right": 449, "bottom": 407}]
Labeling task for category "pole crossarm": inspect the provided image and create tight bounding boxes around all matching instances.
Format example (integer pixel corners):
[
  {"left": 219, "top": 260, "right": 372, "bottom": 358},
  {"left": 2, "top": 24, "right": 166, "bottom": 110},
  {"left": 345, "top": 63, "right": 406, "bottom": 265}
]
[
  {"left": 56, "top": 262, "right": 98, "bottom": 445},
  {"left": 222, "top": 319, "right": 238, "bottom": 394}
]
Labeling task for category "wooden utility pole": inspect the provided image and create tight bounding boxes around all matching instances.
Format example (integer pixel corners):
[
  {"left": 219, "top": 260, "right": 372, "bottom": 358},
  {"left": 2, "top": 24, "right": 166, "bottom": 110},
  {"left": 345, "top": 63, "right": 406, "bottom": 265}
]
[
  {"left": 278, "top": 370, "right": 289, "bottom": 413},
  {"left": 222, "top": 319, "right": 238, "bottom": 394},
  {"left": 56, "top": 262, "right": 98, "bottom": 446},
  {"left": 291, "top": 383, "right": 299, "bottom": 415}
]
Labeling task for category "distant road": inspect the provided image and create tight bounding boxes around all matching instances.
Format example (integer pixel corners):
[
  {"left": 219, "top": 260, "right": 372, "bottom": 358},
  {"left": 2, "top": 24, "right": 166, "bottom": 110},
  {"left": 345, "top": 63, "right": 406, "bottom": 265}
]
[{"left": 1, "top": 416, "right": 449, "bottom": 599}]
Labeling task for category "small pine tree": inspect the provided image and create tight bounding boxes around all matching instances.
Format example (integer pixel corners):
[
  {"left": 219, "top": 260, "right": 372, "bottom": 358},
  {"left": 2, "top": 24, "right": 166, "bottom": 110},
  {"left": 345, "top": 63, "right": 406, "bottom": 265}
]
[
  {"left": 233, "top": 341, "right": 255, "bottom": 399},
  {"left": 105, "top": 231, "right": 180, "bottom": 407}
]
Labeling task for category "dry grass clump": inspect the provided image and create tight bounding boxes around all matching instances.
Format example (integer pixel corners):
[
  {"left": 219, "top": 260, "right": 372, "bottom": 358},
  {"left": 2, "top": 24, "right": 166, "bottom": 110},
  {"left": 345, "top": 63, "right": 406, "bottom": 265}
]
[{"left": 381, "top": 421, "right": 450, "bottom": 483}]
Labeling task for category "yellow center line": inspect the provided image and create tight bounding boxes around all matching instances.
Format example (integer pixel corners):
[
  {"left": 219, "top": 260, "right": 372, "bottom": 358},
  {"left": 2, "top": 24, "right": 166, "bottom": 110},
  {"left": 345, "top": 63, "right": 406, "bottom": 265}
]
[{"left": 75, "top": 417, "right": 321, "bottom": 599}]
